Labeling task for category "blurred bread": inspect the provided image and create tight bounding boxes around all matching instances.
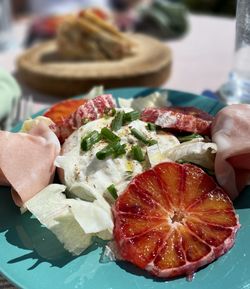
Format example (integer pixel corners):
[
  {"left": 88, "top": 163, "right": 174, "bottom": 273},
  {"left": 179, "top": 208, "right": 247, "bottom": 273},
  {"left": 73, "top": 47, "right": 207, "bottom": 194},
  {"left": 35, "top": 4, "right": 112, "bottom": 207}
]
[{"left": 57, "top": 9, "right": 134, "bottom": 60}]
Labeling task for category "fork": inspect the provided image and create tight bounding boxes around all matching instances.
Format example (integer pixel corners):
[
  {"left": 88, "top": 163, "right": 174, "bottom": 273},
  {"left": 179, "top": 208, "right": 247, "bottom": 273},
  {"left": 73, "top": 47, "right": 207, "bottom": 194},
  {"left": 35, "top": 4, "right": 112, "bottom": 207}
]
[{"left": 4, "top": 94, "right": 33, "bottom": 131}]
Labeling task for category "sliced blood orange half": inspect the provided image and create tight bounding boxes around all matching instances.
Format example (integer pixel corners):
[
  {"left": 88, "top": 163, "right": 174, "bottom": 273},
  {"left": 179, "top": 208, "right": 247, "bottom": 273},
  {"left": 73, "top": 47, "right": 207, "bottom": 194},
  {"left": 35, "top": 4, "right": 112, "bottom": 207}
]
[
  {"left": 113, "top": 162, "right": 240, "bottom": 278},
  {"left": 44, "top": 99, "right": 87, "bottom": 126}
]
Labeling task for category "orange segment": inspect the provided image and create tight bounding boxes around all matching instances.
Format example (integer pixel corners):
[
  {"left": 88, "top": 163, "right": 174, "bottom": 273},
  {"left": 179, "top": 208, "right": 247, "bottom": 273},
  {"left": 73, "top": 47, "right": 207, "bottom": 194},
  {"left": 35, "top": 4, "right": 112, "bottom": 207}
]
[
  {"left": 182, "top": 164, "right": 216, "bottom": 209},
  {"left": 117, "top": 224, "right": 171, "bottom": 269},
  {"left": 179, "top": 225, "right": 211, "bottom": 262},
  {"left": 133, "top": 170, "right": 171, "bottom": 211},
  {"left": 44, "top": 99, "right": 86, "bottom": 125},
  {"left": 116, "top": 184, "right": 167, "bottom": 218},
  {"left": 154, "top": 229, "right": 186, "bottom": 270},
  {"left": 116, "top": 214, "right": 167, "bottom": 238},
  {"left": 113, "top": 162, "right": 240, "bottom": 278},
  {"left": 191, "top": 211, "right": 238, "bottom": 227},
  {"left": 188, "top": 188, "right": 233, "bottom": 212},
  {"left": 186, "top": 218, "right": 233, "bottom": 247},
  {"left": 154, "top": 162, "right": 184, "bottom": 208}
]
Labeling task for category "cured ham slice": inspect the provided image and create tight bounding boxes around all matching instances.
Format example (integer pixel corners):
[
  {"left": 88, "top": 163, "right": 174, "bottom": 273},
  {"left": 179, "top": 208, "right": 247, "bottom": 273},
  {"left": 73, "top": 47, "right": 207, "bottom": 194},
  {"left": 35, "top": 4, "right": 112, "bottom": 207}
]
[
  {"left": 53, "top": 94, "right": 116, "bottom": 143},
  {"left": 212, "top": 104, "right": 250, "bottom": 199},
  {"left": 141, "top": 107, "right": 213, "bottom": 135},
  {"left": 0, "top": 122, "right": 60, "bottom": 206}
]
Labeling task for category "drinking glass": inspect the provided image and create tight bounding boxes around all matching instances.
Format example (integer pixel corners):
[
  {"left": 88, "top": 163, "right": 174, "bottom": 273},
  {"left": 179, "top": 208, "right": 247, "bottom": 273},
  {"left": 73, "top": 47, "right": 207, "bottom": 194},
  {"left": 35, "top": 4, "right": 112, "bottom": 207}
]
[
  {"left": 0, "top": 0, "right": 12, "bottom": 50},
  {"left": 220, "top": 0, "right": 250, "bottom": 104}
]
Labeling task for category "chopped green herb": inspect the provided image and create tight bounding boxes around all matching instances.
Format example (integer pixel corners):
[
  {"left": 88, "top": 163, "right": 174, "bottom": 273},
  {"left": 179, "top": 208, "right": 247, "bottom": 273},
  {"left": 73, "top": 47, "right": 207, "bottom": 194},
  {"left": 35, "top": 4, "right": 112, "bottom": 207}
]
[
  {"left": 96, "top": 143, "right": 115, "bottom": 160},
  {"left": 148, "top": 139, "right": 158, "bottom": 146},
  {"left": 81, "top": 130, "right": 101, "bottom": 151},
  {"left": 177, "top": 133, "right": 202, "bottom": 143},
  {"left": 147, "top": 122, "right": 156, "bottom": 131},
  {"left": 104, "top": 107, "right": 116, "bottom": 117},
  {"left": 96, "top": 142, "right": 126, "bottom": 160},
  {"left": 110, "top": 108, "right": 116, "bottom": 116},
  {"left": 113, "top": 143, "right": 126, "bottom": 158},
  {"left": 107, "top": 184, "right": 118, "bottom": 199},
  {"left": 101, "top": 127, "right": 120, "bottom": 143},
  {"left": 131, "top": 128, "right": 158, "bottom": 146},
  {"left": 130, "top": 128, "right": 149, "bottom": 145},
  {"left": 131, "top": 145, "right": 145, "bottom": 162},
  {"left": 111, "top": 111, "right": 125, "bottom": 131},
  {"left": 123, "top": 110, "right": 140, "bottom": 124}
]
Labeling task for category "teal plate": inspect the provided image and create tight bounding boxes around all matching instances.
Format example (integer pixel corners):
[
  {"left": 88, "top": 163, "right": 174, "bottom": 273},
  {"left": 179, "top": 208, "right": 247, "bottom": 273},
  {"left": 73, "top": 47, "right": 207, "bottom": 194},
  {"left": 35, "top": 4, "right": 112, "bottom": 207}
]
[{"left": 1, "top": 88, "right": 250, "bottom": 289}]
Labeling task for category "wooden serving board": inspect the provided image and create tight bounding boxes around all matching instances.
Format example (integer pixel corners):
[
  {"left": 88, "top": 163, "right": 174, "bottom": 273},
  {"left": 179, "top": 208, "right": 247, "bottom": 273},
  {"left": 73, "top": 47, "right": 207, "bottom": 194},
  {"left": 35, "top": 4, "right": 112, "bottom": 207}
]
[{"left": 16, "top": 34, "right": 172, "bottom": 97}]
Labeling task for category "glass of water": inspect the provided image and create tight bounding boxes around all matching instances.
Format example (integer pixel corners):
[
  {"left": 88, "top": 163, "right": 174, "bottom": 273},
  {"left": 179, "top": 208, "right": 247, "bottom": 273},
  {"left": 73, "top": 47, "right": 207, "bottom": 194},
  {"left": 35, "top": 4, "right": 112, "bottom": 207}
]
[
  {"left": 220, "top": 0, "right": 250, "bottom": 104},
  {"left": 0, "top": 0, "right": 12, "bottom": 50}
]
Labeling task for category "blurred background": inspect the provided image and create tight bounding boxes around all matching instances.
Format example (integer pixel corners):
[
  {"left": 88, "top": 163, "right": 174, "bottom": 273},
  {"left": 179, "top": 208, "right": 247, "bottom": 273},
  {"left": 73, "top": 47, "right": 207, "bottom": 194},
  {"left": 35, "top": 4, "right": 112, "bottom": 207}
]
[
  {"left": 0, "top": 0, "right": 237, "bottom": 130},
  {"left": 12, "top": 0, "right": 236, "bottom": 17},
  {"left": 9, "top": 0, "right": 236, "bottom": 44}
]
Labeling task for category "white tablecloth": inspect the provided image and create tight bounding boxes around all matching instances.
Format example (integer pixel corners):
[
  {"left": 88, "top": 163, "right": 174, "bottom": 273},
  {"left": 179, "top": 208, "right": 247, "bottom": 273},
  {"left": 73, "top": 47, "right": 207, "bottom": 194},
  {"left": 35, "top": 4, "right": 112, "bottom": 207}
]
[{"left": 0, "top": 14, "right": 235, "bottom": 114}]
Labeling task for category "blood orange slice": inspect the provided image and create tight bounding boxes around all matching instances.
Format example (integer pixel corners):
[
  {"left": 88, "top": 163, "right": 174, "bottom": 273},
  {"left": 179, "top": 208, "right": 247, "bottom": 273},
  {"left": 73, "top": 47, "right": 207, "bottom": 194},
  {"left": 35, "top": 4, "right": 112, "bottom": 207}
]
[
  {"left": 141, "top": 107, "right": 213, "bottom": 135},
  {"left": 113, "top": 162, "right": 239, "bottom": 278},
  {"left": 49, "top": 94, "right": 116, "bottom": 143},
  {"left": 44, "top": 99, "right": 87, "bottom": 126}
]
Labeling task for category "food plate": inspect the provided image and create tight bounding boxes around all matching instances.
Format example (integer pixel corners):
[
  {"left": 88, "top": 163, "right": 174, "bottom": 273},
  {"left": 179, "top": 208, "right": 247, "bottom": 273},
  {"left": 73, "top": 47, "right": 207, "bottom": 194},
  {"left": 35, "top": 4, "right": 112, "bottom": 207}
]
[{"left": 1, "top": 87, "right": 250, "bottom": 289}]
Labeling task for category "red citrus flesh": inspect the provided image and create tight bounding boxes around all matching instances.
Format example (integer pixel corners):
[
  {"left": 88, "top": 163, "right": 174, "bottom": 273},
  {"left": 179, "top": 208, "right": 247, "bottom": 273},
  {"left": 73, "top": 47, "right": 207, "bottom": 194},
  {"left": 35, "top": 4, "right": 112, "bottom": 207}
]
[
  {"left": 113, "top": 162, "right": 239, "bottom": 278},
  {"left": 44, "top": 99, "right": 86, "bottom": 125}
]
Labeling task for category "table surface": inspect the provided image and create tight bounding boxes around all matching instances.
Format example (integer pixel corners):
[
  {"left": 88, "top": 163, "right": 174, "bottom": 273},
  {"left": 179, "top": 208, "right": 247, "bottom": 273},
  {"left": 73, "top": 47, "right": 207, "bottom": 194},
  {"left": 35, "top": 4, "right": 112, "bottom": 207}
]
[{"left": 0, "top": 13, "right": 235, "bottom": 289}]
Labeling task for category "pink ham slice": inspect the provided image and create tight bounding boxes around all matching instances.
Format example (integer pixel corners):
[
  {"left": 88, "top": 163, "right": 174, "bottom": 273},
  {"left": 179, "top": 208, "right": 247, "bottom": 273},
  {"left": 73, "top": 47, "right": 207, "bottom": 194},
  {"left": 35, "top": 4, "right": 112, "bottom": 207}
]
[
  {"left": 141, "top": 107, "right": 213, "bottom": 135},
  {"left": 53, "top": 94, "right": 116, "bottom": 143},
  {"left": 0, "top": 122, "right": 60, "bottom": 206},
  {"left": 212, "top": 104, "right": 250, "bottom": 199}
]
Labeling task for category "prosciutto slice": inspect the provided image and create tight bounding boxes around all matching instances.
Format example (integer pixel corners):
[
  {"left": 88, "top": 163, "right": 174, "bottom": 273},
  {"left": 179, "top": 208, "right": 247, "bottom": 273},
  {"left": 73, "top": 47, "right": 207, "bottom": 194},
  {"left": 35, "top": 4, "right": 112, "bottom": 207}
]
[
  {"left": 0, "top": 122, "right": 60, "bottom": 206},
  {"left": 212, "top": 104, "right": 250, "bottom": 199}
]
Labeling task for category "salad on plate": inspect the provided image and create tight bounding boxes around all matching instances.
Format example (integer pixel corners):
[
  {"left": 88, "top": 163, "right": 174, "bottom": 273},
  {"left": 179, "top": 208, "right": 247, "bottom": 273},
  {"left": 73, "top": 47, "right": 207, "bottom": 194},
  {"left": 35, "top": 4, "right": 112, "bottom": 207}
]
[{"left": 1, "top": 87, "right": 247, "bottom": 280}]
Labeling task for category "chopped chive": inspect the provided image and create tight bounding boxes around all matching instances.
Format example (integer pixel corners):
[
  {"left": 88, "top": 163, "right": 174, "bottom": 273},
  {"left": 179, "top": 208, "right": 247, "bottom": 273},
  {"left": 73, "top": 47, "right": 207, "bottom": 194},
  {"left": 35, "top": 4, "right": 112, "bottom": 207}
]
[
  {"left": 96, "top": 143, "right": 114, "bottom": 160},
  {"left": 111, "top": 111, "right": 125, "bottom": 131},
  {"left": 81, "top": 130, "right": 101, "bottom": 151},
  {"left": 131, "top": 145, "right": 145, "bottom": 162},
  {"left": 101, "top": 127, "right": 120, "bottom": 143},
  {"left": 107, "top": 184, "right": 118, "bottom": 199},
  {"left": 96, "top": 142, "right": 126, "bottom": 160},
  {"left": 147, "top": 122, "right": 156, "bottom": 131},
  {"left": 177, "top": 133, "right": 202, "bottom": 143},
  {"left": 130, "top": 128, "right": 157, "bottom": 146},
  {"left": 148, "top": 139, "right": 158, "bottom": 146},
  {"left": 113, "top": 143, "right": 126, "bottom": 158},
  {"left": 104, "top": 107, "right": 116, "bottom": 117},
  {"left": 123, "top": 111, "right": 140, "bottom": 124},
  {"left": 130, "top": 128, "right": 149, "bottom": 145},
  {"left": 110, "top": 108, "right": 116, "bottom": 116}
]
